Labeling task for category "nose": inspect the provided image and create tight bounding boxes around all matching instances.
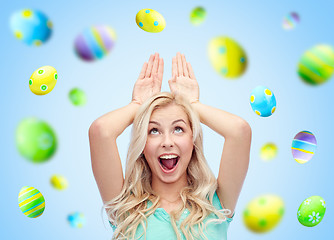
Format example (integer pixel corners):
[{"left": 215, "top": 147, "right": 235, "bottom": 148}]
[{"left": 161, "top": 133, "right": 174, "bottom": 148}]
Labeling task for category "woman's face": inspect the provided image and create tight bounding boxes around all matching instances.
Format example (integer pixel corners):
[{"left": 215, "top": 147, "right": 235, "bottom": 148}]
[{"left": 143, "top": 104, "right": 194, "bottom": 183}]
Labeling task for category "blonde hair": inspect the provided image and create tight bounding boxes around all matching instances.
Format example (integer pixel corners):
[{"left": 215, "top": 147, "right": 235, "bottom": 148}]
[{"left": 104, "top": 92, "right": 231, "bottom": 240}]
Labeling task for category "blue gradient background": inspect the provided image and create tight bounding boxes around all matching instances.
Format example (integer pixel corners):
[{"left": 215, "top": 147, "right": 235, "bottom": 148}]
[{"left": 1, "top": 0, "right": 333, "bottom": 239}]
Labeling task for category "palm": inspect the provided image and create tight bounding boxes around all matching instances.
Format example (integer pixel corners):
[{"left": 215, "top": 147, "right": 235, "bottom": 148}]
[{"left": 132, "top": 53, "right": 164, "bottom": 104}]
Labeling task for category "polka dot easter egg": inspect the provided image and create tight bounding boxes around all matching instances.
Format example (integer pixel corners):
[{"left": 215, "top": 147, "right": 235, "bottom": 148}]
[
  {"left": 208, "top": 36, "right": 247, "bottom": 78},
  {"left": 298, "top": 44, "right": 334, "bottom": 85},
  {"left": 250, "top": 86, "right": 276, "bottom": 117},
  {"left": 10, "top": 9, "right": 52, "bottom": 46},
  {"left": 29, "top": 66, "right": 57, "bottom": 95},
  {"left": 243, "top": 194, "right": 284, "bottom": 233},
  {"left": 190, "top": 7, "right": 207, "bottom": 26},
  {"left": 297, "top": 196, "right": 326, "bottom": 227},
  {"left": 282, "top": 12, "right": 300, "bottom": 30},
  {"left": 136, "top": 9, "right": 166, "bottom": 33},
  {"left": 16, "top": 117, "right": 57, "bottom": 163},
  {"left": 68, "top": 212, "right": 86, "bottom": 228},
  {"left": 74, "top": 25, "right": 116, "bottom": 61},
  {"left": 291, "top": 131, "right": 317, "bottom": 164},
  {"left": 18, "top": 186, "right": 45, "bottom": 218},
  {"left": 50, "top": 174, "right": 68, "bottom": 190}
]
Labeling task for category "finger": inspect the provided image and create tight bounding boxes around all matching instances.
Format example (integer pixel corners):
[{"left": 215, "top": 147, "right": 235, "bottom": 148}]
[
  {"left": 187, "top": 62, "right": 196, "bottom": 80},
  {"left": 139, "top": 62, "right": 148, "bottom": 80},
  {"left": 182, "top": 54, "right": 189, "bottom": 77},
  {"left": 145, "top": 54, "right": 155, "bottom": 77},
  {"left": 158, "top": 58, "right": 164, "bottom": 82},
  {"left": 168, "top": 77, "right": 176, "bottom": 92},
  {"left": 177, "top": 52, "right": 183, "bottom": 76},
  {"left": 172, "top": 57, "right": 177, "bottom": 78},
  {"left": 152, "top": 53, "right": 159, "bottom": 75}
]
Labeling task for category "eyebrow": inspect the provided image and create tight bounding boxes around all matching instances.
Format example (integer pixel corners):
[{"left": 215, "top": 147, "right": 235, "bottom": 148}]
[{"left": 149, "top": 119, "right": 186, "bottom": 126}]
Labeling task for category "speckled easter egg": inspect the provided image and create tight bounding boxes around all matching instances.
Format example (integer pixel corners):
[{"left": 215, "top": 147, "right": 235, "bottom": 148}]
[
  {"left": 190, "top": 7, "right": 206, "bottom": 26},
  {"left": 16, "top": 117, "right": 57, "bottom": 163},
  {"left": 282, "top": 12, "right": 300, "bottom": 30},
  {"left": 208, "top": 36, "right": 247, "bottom": 78},
  {"left": 18, "top": 186, "right": 45, "bottom": 218},
  {"left": 50, "top": 174, "right": 68, "bottom": 190},
  {"left": 68, "top": 212, "right": 86, "bottom": 228},
  {"left": 243, "top": 194, "right": 285, "bottom": 233},
  {"left": 298, "top": 44, "right": 334, "bottom": 85},
  {"left": 29, "top": 66, "right": 57, "bottom": 95},
  {"left": 291, "top": 131, "right": 317, "bottom": 164},
  {"left": 10, "top": 9, "right": 52, "bottom": 46},
  {"left": 297, "top": 196, "right": 326, "bottom": 227},
  {"left": 250, "top": 86, "right": 276, "bottom": 117},
  {"left": 69, "top": 88, "right": 87, "bottom": 106},
  {"left": 260, "top": 142, "right": 278, "bottom": 161},
  {"left": 136, "top": 9, "right": 166, "bottom": 33},
  {"left": 74, "top": 25, "right": 116, "bottom": 61}
]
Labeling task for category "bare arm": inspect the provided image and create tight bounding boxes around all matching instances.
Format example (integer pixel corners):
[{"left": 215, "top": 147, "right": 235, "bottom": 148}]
[{"left": 89, "top": 53, "right": 164, "bottom": 204}]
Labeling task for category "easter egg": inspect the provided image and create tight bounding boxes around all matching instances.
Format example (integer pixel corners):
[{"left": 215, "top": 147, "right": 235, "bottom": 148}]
[
  {"left": 18, "top": 186, "right": 45, "bottom": 218},
  {"left": 291, "top": 131, "right": 317, "bottom": 164},
  {"left": 136, "top": 9, "right": 166, "bottom": 33},
  {"left": 298, "top": 44, "right": 334, "bottom": 85},
  {"left": 69, "top": 88, "right": 87, "bottom": 106},
  {"left": 16, "top": 117, "right": 57, "bottom": 163},
  {"left": 250, "top": 86, "right": 276, "bottom": 117},
  {"left": 50, "top": 174, "right": 68, "bottom": 190},
  {"left": 243, "top": 194, "right": 284, "bottom": 233},
  {"left": 68, "top": 212, "right": 86, "bottom": 228},
  {"left": 282, "top": 12, "right": 300, "bottom": 30},
  {"left": 208, "top": 36, "right": 247, "bottom": 78},
  {"left": 10, "top": 9, "right": 52, "bottom": 46},
  {"left": 260, "top": 142, "right": 278, "bottom": 161},
  {"left": 190, "top": 7, "right": 207, "bottom": 26},
  {"left": 74, "top": 25, "right": 116, "bottom": 61},
  {"left": 29, "top": 66, "right": 57, "bottom": 95},
  {"left": 297, "top": 196, "right": 326, "bottom": 227}
]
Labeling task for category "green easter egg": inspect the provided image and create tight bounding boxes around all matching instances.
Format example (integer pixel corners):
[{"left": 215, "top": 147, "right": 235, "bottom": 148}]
[
  {"left": 16, "top": 117, "right": 57, "bottom": 163},
  {"left": 297, "top": 196, "right": 326, "bottom": 227},
  {"left": 69, "top": 88, "right": 87, "bottom": 106}
]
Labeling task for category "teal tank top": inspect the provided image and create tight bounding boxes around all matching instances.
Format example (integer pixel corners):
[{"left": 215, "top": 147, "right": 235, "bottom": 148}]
[{"left": 110, "top": 191, "right": 234, "bottom": 240}]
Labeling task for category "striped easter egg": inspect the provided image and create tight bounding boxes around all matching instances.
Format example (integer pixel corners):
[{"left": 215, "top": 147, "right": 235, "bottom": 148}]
[
  {"left": 298, "top": 45, "right": 334, "bottom": 85},
  {"left": 291, "top": 131, "right": 317, "bottom": 164},
  {"left": 74, "top": 25, "right": 116, "bottom": 61},
  {"left": 18, "top": 186, "right": 45, "bottom": 218}
]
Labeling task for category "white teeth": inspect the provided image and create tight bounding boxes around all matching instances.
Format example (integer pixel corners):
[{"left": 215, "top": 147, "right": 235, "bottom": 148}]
[{"left": 159, "top": 155, "right": 178, "bottom": 159}]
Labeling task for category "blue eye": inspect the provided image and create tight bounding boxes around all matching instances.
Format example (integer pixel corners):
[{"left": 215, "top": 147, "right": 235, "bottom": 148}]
[
  {"left": 175, "top": 127, "right": 183, "bottom": 133},
  {"left": 149, "top": 128, "right": 159, "bottom": 134}
]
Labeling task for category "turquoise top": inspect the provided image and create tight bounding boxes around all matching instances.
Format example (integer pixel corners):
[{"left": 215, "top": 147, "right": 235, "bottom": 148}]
[{"left": 110, "top": 191, "right": 234, "bottom": 240}]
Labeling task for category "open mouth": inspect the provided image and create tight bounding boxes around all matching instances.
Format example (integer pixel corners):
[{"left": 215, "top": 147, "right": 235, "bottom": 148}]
[{"left": 159, "top": 156, "right": 179, "bottom": 172}]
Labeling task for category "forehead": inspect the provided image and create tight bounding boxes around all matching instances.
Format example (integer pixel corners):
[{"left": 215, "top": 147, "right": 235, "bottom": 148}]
[{"left": 150, "top": 104, "right": 189, "bottom": 123}]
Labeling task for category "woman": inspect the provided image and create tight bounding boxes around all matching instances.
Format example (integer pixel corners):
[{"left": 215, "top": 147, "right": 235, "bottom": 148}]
[{"left": 89, "top": 52, "right": 252, "bottom": 240}]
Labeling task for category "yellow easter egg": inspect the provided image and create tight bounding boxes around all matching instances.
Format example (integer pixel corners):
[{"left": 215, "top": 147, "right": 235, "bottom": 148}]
[
  {"left": 208, "top": 36, "right": 247, "bottom": 78},
  {"left": 29, "top": 66, "right": 57, "bottom": 95},
  {"left": 243, "top": 194, "right": 284, "bottom": 233},
  {"left": 50, "top": 174, "right": 68, "bottom": 190},
  {"left": 260, "top": 142, "right": 278, "bottom": 161},
  {"left": 136, "top": 9, "right": 166, "bottom": 33}
]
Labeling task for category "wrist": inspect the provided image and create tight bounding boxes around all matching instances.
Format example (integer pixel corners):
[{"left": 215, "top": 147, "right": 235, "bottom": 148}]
[{"left": 130, "top": 100, "right": 142, "bottom": 106}]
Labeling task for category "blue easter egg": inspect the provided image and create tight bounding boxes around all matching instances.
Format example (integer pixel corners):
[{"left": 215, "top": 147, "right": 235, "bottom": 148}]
[
  {"left": 250, "top": 86, "right": 276, "bottom": 117},
  {"left": 10, "top": 9, "right": 52, "bottom": 46}
]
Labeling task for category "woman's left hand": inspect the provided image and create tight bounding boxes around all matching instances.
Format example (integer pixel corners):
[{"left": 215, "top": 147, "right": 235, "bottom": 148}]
[{"left": 168, "top": 52, "right": 199, "bottom": 104}]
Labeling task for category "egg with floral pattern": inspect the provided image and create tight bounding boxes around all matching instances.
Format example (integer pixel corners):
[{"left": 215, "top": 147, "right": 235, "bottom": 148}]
[{"left": 297, "top": 196, "right": 326, "bottom": 227}]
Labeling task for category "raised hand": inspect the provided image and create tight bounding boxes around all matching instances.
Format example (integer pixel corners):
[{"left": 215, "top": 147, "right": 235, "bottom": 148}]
[
  {"left": 132, "top": 53, "right": 164, "bottom": 105},
  {"left": 168, "top": 52, "right": 199, "bottom": 104}
]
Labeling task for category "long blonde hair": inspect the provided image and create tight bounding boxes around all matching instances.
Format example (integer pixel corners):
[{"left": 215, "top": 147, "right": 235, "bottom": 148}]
[{"left": 104, "top": 92, "right": 231, "bottom": 240}]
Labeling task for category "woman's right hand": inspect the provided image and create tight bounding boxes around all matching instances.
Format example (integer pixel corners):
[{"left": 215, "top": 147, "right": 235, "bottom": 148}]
[{"left": 131, "top": 53, "right": 164, "bottom": 105}]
